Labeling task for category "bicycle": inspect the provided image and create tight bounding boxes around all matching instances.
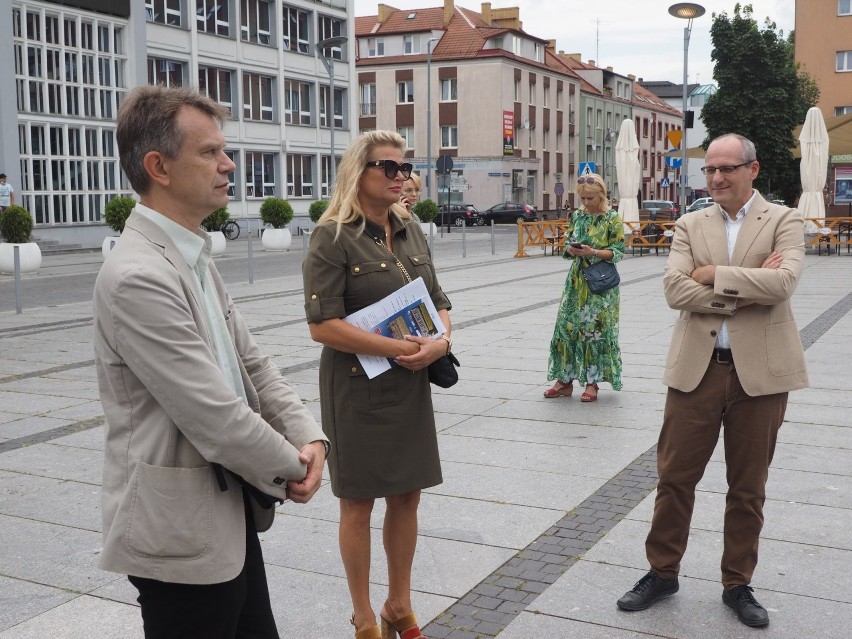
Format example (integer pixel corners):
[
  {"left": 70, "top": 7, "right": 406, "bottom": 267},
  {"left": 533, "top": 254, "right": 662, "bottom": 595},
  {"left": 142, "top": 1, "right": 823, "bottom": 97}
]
[{"left": 222, "top": 219, "right": 240, "bottom": 240}]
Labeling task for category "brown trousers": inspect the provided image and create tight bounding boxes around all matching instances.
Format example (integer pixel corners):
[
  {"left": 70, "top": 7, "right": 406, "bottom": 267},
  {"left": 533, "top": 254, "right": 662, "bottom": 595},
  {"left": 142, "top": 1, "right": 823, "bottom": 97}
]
[{"left": 646, "top": 360, "right": 787, "bottom": 588}]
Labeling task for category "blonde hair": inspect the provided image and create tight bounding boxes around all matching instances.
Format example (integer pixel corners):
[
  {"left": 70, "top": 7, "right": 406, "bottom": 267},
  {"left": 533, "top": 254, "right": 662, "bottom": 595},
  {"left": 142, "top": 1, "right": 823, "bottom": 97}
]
[
  {"left": 318, "top": 131, "right": 412, "bottom": 238},
  {"left": 404, "top": 173, "right": 422, "bottom": 192},
  {"left": 576, "top": 173, "right": 610, "bottom": 212}
]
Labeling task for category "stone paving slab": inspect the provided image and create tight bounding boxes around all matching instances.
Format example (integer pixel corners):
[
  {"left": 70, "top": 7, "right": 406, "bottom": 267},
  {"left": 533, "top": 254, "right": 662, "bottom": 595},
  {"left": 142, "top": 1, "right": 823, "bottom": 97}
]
[
  {"left": 0, "top": 442, "right": 102, "bottom": 484},
  {"left": 0, "top": 594, "right": 144, "bottom": 639},
  {"left": 507, "top": 560, "right": 850, "bottom": 639},
  {"left": 0, "top": 472, "right": 100, "bottom": 531},
  {"left": 0, "top": 576, "right": 76, "bottom": 633}
]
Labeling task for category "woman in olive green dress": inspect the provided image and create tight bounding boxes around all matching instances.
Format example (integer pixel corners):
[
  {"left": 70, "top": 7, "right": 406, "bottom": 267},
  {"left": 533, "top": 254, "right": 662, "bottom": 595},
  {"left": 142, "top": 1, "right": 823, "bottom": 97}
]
[
  {"left": 545, "top": 173, "right": 624, "bottom": 402},
  {"left": 302, "top": 131, "right": 452, "bottom": 639}
]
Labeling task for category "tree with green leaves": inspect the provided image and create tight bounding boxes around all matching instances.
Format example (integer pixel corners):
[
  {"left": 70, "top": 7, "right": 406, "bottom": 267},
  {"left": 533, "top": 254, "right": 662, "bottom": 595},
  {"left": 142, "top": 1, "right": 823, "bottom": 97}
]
[{"left": 701, "top": 3, "right": 819, "bottom": 203}]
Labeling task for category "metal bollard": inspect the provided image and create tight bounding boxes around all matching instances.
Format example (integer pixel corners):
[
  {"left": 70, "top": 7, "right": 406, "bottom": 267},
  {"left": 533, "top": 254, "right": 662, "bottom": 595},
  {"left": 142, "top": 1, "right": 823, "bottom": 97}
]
[
  {"left": 491, "top": 219, "right": 496, "bottom": 255},
  {"left": 462, "top": 218, "right": 467, "bottom": 258},
  {"left": 428, "top": 222, "right": 434, "bottom": 255},
  {"left": 14, "top": 245, "right": 22, "bottom": 314},
  {"left": 246, "top": 218, "right": 255, "bottom": 284},
  {"left": 301, "top": 230, "right": 309, "bottom": 262}
]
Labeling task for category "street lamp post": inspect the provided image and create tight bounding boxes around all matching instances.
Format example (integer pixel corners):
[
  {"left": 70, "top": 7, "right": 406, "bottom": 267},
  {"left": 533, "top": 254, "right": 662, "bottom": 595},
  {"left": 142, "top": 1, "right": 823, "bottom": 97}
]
[
  {"left": 426, "top": 37, "right": 439, "bottom": 201},
  {"left": 668, "top": 3, "right": 705, "bottom": 211},
  {"left": 316, "top": 35, "right": 349, "bottom": 196}
]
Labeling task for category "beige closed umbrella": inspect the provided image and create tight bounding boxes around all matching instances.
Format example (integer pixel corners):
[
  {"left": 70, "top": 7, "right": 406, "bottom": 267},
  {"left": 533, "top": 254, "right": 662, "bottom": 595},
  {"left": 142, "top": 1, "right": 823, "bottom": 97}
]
[
  {"left": 797, "top": 107, "right": 829, "bottom": 235},
  {"left": 615, "top": 118, "right": 641, "bottom": 228}
]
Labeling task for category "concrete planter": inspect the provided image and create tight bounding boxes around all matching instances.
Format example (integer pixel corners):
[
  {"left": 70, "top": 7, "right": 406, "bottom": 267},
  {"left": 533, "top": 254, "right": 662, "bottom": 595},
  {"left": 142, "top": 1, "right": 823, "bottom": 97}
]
[
  {"left": 419, "top": 222, "right": 438, "bottom": 236},
  {"left": 209, "top": 231, "right": 227, "bottom": 255},
  {"left": 0, "top": 242, "right": 42, "bottom": 274},
  {"left": 261, "top": 227, "right": 292, "bottom": 251}
]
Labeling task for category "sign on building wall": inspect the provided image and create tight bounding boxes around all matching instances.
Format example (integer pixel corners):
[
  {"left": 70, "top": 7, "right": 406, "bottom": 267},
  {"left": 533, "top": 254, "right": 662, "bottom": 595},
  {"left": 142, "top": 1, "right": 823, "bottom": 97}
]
[
  {"left": 503, "top": 111, "right": 514, "bottom": 156},
  {"left": 836, "top": 167, "right": 852, "bottom": 204}
]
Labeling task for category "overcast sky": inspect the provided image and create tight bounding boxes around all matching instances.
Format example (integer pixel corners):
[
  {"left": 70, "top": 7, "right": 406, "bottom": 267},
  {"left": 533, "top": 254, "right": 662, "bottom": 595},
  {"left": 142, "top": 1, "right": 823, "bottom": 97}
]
[{"left": 352, "top": 0, "right": 796, "bottom": 87}]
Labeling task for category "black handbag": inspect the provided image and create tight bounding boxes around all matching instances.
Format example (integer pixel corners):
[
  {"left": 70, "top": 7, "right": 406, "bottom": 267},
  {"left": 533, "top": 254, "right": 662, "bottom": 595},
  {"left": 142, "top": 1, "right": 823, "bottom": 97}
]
[
  {"left": 581, "top": 258, "right": 620, "bottom": 294},
  {"left": 428, "top": 352, "right": 460, "bottom": 388}
]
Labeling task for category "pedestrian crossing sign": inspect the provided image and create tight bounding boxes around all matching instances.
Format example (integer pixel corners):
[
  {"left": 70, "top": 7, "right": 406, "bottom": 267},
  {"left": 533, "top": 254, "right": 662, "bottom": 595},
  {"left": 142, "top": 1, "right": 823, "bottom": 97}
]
[
  {"left": 660, "top": 177, "right": 671, "bottom": 188},
  {"left": 578, "top": 162, "right": 597, "bottom": 177}
]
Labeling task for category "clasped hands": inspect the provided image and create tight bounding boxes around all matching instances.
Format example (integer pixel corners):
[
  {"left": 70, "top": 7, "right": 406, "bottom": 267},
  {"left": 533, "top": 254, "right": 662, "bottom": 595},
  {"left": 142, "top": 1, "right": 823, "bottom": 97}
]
[
  {"left": 286, "top": 440, "right": 326, "bottom": 504},
  {"left": 393, "top": 334, "right": 448, "bottom": 372}
]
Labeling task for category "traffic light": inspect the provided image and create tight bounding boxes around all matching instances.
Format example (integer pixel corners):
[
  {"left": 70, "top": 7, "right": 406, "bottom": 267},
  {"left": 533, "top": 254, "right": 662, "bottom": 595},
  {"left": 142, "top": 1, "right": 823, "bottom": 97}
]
[{"left": 685, "top": 111, "right": 695, "bottom": 129}]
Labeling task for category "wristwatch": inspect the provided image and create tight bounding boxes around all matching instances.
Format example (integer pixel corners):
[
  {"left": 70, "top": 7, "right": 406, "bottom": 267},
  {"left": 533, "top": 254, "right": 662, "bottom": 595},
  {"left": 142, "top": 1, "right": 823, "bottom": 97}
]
[{"left": 440, "top": 333, "right": 453, "bottom": 353}]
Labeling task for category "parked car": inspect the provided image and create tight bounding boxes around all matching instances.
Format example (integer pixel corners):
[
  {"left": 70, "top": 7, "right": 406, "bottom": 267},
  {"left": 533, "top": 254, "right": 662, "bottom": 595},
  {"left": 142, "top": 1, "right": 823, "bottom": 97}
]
[
  {"left": 642, "top": 200, "right": 680, "bottom": 219},
  {"left": 481, "top": 202, "right": 539, "bottom": 224},
  {"left": 686, "top": 197, "right": 715, "bottom": 213},
  {"left": 435, "top": 204, "right": 481, "bottom": 227}
]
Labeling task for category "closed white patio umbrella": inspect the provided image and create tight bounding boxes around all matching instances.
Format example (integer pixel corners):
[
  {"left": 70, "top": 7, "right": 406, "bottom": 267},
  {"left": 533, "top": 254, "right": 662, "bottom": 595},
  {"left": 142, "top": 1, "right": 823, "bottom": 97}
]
[
  {"left": 615, "top": 118, "right": 641, "bottom": 229},
  {"left": 797, "top": 107, "right": 829, "bottom": 235}
]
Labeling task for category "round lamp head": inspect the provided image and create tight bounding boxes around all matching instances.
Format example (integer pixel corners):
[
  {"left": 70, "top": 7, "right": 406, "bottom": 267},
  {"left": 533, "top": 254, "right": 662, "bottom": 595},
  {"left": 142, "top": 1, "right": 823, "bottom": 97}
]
[{"left": 668, "top": 2, "right": 706, "bottom": 19}]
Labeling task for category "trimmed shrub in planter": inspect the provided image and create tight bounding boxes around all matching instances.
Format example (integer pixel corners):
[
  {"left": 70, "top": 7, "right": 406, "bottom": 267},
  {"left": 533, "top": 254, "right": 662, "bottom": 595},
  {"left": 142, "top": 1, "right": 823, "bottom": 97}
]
[
  {"left": 104, "top": 196, "right": 136, "bottom": 234},
  {"left": 201, "top": 208, "right": 229, "bottom": 232},
  {"left": 309, "top": 199, "right": 329, "bottom": 223},
  {"left": 0, "top": 205, "right": 41, "bottom": 274},
  {"left": 412, "top": 199, "right": 438, "bottom": 223},
  {"left": 260, "top": 197, "right": 294, "bottom": 251},
  {"left": 259, "top": 197, "right": 294, "bottom": 228},
  {"left": 0, "top": 205, "right": 34, "bottom": 244}
]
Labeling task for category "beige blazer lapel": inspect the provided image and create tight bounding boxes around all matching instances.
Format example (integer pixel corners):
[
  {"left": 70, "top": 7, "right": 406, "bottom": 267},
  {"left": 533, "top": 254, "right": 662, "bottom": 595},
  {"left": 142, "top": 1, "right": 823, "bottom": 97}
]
[
  {"left": 697, "top": 206, "right": 730, "bottom": 266},
  {"left": 731, "top": 196, "right": 771, "bottom": 266}
]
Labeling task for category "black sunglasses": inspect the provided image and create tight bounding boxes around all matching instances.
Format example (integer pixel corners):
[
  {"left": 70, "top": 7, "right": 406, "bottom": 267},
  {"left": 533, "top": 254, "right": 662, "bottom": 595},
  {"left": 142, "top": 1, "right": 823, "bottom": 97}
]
[{"left": 365, "top": 160, "right": 413, "bottom": 180}]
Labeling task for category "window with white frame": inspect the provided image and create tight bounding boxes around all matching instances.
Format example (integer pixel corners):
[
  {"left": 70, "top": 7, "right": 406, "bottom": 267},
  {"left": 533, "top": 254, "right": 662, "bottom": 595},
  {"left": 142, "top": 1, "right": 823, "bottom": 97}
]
[
  {"left": 368, "top": 37, "right": 384, "bottom": 57},
  {"left": 514, "top": 79, "right": 520, "bottom": 102},
  {"left": 440, "top": 78, "right": 457, "bottom": 101},
  {"left": 318, "top": 15, "right": 344, "bottom": 60},
  {"left": 403, "top": 34, "right": 420, "bottom": 54},
  {"left": 360, "top": 82, "right": 376, "bottom": 116},
  {"left": 837, "top": 50, "right": 852, "bottom": 72},
  {"left": 441, "top": 125, "right": 458, "bottom": 148},
  {"left": 556, "top": 87, "right": 563, "bottom": 110},
  {"left": 282, "top": 5, "right": 309, "bottom": 54},
  {"left": 534, "top": 43, "right": 542, "bottom": 62},
  {"left": 543, "top": 86, "right": 549, "bottom": 107},
  {"left": 512, "top": 35, "right": 521, "bottom": 56},
  {"left": 319, "top": 86, "right": 345, "bottom": 129},
  {"left": 242, "top": 72, "right": 274, "bottom": 121},
  {"left": 284, "top": 79, "right": 312, "bottom": 125},
  {"left": 840, "top": 0, "right": 851, "bottom": 16},
  {"left": 241, "top": 0, "right": 271, "bottom": 45},
  {"left": 397, "top": 80, "right": 414, "bottom": 103},
  {"left": 836, "top": 106, "right": 852, "bottom": 116},
  {"left": 148, "top": 57, "right": 185, "bottom": 87},
  {"left": 287, "top": 154, "right": 314, "bottom": 197},
  {"left": 197, "top": 0, "right": 229, "bottom": 36},
  {"left": 320, "top": 154, "right": 336, "bottom": 197},
  {"left": 146, "top": 0, "right": 182, "bottom": 26},
  {"left": 529, "top": 82, "right": 535, "bottom": 104},
  {"left": 398, "top": 126, "right": 414, "bottom": 152},
  {"left": 245, "top": 151, "right": 275, "bottom": 197},
  {"left": 199, "top": 66, "right": 234, "bottom": 114},
  {"left": 225, "top": 150, "right": 238, "bottom": 198}
]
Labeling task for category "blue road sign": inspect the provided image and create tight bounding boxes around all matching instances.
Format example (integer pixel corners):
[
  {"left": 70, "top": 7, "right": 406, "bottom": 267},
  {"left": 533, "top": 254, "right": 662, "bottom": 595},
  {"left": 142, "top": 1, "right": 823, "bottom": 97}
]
[
  {"left": 660, "top": 177, "right": 671, "bottom": 188},
  {"left": 665, "top": 150, "right": 682, "bottom": 169},
  {"left": 578, "top": 162, "right": 597, "bottom": 176}
]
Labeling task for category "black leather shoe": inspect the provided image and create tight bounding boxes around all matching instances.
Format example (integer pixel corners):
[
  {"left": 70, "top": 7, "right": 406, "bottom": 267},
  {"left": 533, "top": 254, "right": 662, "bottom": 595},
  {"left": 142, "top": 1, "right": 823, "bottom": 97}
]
[
  {"left": 617, "top": 572, "right": 680, "bottom": 611},
  {"left": 723, "top": 585, "right": 769, "bottom": 627}
]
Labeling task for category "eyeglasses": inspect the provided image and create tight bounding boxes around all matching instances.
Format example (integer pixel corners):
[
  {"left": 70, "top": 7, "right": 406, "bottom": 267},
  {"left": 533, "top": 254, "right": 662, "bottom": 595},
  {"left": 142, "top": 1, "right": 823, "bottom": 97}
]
[
  {"left": 701, "top": 162, "right": 753, "bottom": 176},
  {"left": 577, "top": 176, "right": 599, "bottom": 184},
  {"left": 365, "top": 160, "right": 413, "bottom": 180}
]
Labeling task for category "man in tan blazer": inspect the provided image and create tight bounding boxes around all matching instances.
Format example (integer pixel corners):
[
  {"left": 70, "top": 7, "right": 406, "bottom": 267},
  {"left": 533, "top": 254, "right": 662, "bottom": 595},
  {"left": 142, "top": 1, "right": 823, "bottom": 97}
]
[
  {"left": 94, "top": 86, "right": 328, "bottom": 638},
  {"left": 617, "top": 134, "right": 808, "bottom": 628}
]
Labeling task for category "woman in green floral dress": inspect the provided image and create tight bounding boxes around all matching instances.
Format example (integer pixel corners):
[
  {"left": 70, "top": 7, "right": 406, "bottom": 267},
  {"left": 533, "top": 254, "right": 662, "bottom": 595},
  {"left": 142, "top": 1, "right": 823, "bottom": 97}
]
[{"left": 545, "top": 174, "right": 624, "bottom": 402}]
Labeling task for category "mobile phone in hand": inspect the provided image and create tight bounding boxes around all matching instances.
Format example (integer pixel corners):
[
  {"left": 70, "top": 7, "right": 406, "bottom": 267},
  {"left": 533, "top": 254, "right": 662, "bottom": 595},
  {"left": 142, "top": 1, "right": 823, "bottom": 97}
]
[{"left": 569, "top": 242, "right": 583, "bottom": 249}]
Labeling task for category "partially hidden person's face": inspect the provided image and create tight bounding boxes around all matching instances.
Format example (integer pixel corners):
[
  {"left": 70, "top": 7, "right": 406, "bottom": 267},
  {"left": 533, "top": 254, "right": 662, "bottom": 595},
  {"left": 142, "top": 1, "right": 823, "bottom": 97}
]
[
  {"left": 400, "top": 181, "right": 420, "bottom": 210},
  {"left": 579, "top": 189, "right": 602, "bottom": 212},
  {"left": 167, "top": 106, "right": 236, "bottom": 223},
  {"left": 705, "top": 137, "right": 759, "bottom": 213},
  {"left": 359, "top": 144, "right": 406, "bottom": 211}
]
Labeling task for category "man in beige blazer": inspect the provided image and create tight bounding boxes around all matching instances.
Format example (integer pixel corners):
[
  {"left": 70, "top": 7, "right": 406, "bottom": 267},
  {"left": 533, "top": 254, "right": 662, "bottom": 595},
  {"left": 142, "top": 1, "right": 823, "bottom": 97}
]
[
  {"left": 94, "top": 86, "right": 328, "bottom": 638},
  {"left": 617, "top": 134, "right": 808, "bottom": 628}
]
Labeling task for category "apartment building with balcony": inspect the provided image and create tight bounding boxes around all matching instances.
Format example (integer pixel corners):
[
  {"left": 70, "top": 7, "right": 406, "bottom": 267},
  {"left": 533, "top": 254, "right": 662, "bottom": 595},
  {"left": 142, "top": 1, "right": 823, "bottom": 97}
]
[
  {"left": 2, "top": 0, "right": 353, "bottom": 249},
  {"left": 354, "top": 1, "right": 582, "bottom": 213},
  {"left": 795, "top": 0, "right": 852, "bottom": 120}
]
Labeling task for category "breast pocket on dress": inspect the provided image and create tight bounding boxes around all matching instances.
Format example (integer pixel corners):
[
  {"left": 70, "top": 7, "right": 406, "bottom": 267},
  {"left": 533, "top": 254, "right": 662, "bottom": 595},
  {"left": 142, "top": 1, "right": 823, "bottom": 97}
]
[{"left": 407, "top": 252, "right": 435, "bottom": 288}]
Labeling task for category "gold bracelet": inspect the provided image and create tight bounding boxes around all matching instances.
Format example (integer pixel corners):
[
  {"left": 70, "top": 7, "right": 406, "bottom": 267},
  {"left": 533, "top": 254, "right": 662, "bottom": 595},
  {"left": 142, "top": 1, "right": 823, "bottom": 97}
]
[{"left": 440, "top": 334, "right": 452, "bottom": 353}]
